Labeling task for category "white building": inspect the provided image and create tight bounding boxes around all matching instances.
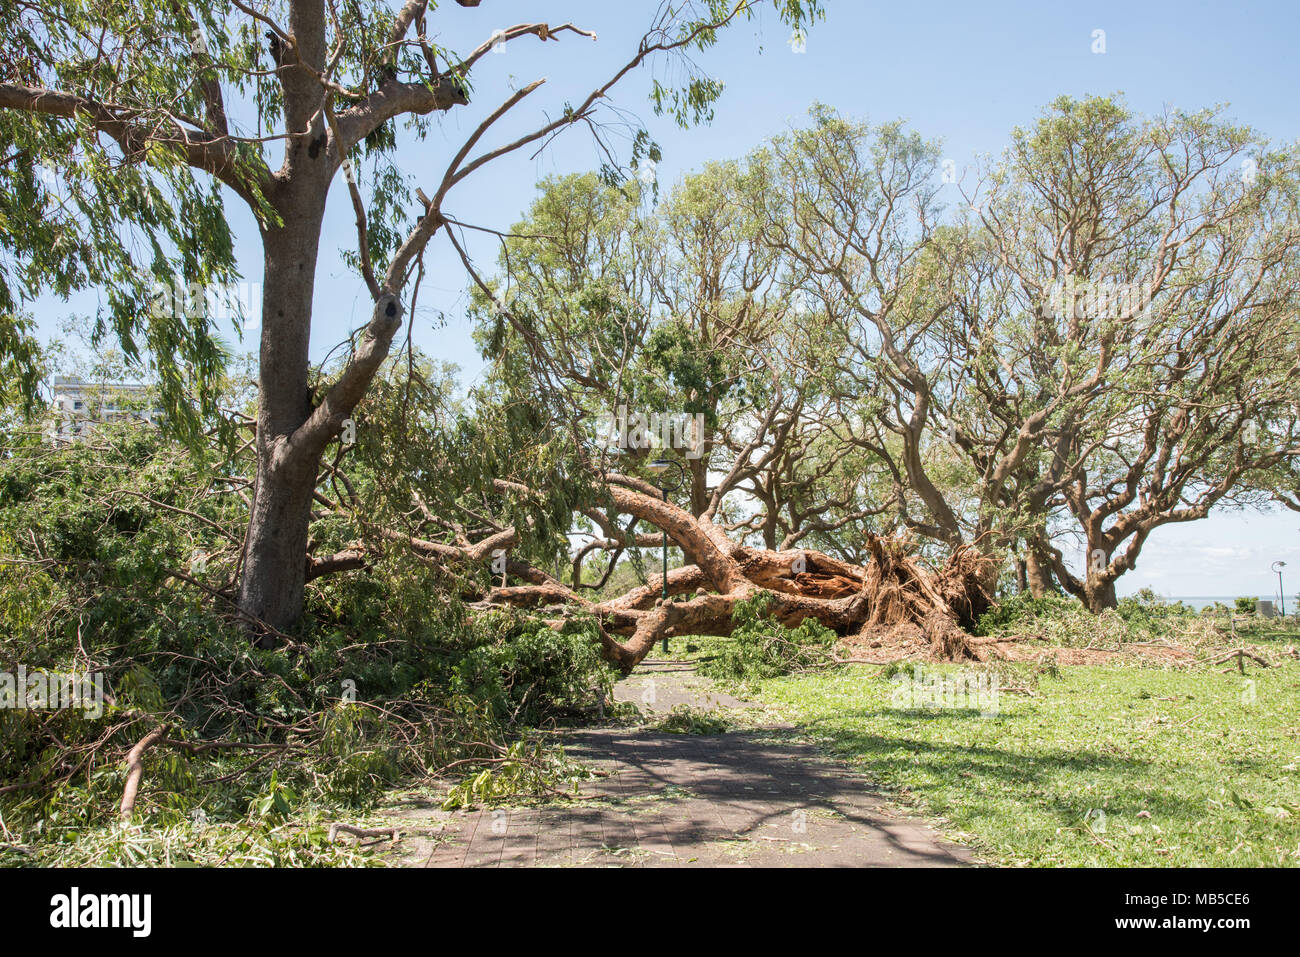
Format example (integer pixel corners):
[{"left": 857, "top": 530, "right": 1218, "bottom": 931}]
[{"left": 48, "top": 376, "right": 161, "bottom": 444}]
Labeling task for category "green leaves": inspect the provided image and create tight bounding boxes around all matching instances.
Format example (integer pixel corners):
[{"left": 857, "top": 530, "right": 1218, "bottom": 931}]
[
  {"left": 643, "top": 318, "right": 731, "bottom": 420},
  {"left": 644, "top": 1, "right": 822, "bottom": 127},
  {"left": 699, "top": 591, "right": 836, "bottom": 683},
  {"left": 252, "top": 771, "right": 297, "bottom": 823},
  {"left": 0, "top": 2, "right": 280, "bottom": 440}
]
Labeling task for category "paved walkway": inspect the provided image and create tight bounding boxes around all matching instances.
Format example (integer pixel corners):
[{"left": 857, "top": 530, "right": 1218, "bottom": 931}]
[{"left": 390, "top": 660, "right": 972, "bottom": 867}]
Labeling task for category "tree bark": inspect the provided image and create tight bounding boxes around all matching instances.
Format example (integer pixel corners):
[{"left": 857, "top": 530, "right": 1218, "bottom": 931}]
[
  {"left": 1024, "top": 548, "right": 1057, "bottom": 598},
  {"left": 237, "top": 188, "right": 328, "bottom": 633},
  {"left": 1083, "top": 576, "right": 1118, "bottom": 613},
  {"left": 443, "top": 476, "right": 998, "bottom": 673}
]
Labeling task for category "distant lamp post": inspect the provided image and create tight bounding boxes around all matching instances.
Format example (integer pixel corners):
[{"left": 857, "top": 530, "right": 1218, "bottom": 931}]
[
  {"left": 646, "top": 456, "right": 686, "bottom": 654},
  {"left": 1272, "top": 561, "right": 1287, "bottom": 616}
]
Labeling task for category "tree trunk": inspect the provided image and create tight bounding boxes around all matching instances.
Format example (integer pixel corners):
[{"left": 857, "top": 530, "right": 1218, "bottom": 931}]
[
  {"left": 239, "top": 457, "right": 317, "bottom": 632},
  {"left": 1025, "top": 548, "right": 1056, "bottom": 598},
  {"left": 459, "top": 476, "right": 998, "bottom": 673},
  {"left": 1083, "top": 576, "right": 1118, "bottom": 613},
  {"left": 237, "top": 192, "right": 327, "bottom": 633}
]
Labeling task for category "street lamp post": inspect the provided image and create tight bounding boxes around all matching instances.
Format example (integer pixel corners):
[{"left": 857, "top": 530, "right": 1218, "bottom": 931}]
[
  {"left": 1272, "top": 560, "right": 1287, "bottom": 617},
  {"left": 646, "top": 456, "right": 686, "bottom": 654}
]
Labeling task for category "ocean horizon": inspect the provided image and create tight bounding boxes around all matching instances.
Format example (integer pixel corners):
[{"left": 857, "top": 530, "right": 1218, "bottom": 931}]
[{"left": 1126, "top": 595, "right": 1290, "bottom": 612}]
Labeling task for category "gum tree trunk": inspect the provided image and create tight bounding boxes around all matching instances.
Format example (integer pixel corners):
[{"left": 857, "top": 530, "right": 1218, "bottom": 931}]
[{"left": 236, "top": 175, "right": 328, "bottom": 632}]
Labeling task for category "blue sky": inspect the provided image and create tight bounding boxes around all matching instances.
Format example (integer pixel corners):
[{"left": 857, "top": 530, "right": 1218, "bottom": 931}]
[{"left": 33, "top": 0, "right": 1300, "bottom": 598}]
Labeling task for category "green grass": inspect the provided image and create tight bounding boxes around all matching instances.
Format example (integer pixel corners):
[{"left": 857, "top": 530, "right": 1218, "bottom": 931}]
[{"left": 746, "top": 660, "right": 1300, "bottom": 866}]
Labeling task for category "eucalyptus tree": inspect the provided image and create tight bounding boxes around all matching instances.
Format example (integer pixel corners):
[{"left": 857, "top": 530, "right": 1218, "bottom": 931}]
[{"left": 0, "top": 0, "right": 822, "bottom": 631}]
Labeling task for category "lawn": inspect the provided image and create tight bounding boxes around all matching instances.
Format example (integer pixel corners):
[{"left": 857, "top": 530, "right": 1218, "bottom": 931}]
[{"left": 737, "top": 658, "right": 1300, "bottom": 866}]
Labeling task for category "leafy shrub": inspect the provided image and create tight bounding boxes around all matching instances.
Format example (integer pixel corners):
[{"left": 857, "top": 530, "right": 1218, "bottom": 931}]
[
  {"left": 973, "top": 591, "right": 1076, "bottom": 635},
  {"left": 449, "top": 614, "right": 616, "bottom": 726},
  {"left": 975, "top": 588, "right": 1222, "bottom": 648},
  {"left": 698, "top": 591, "right": 836, "bottom": 683}
]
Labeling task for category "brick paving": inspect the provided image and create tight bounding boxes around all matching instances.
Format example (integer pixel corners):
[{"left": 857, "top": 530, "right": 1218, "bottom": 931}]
[{"left": 390, "top": 660, "right": 973, "bottom": 868}]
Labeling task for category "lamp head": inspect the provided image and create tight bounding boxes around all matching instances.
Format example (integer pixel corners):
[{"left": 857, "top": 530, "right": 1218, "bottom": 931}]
[{"left": 646, "top": 456, "right": 685, "bottom": 492}]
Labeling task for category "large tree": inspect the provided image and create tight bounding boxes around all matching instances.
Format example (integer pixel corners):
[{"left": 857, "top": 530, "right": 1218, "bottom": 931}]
[
  {"left": 472, "top": 165, "right": 855, "bottom": 560},
  {"left": 0, "top": 0, "right": 822, "bottom": 632},
  {"left": 967, "top": 97, "right": 1300, "bottom": 610},
  {"left": 748, "top": 109, "right": 1005, "bottom": 550}
]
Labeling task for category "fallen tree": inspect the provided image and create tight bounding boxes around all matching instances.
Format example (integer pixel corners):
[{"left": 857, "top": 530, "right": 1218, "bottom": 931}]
[{"left": 373, "top": 472, "right": 1000, "bottom": 672}]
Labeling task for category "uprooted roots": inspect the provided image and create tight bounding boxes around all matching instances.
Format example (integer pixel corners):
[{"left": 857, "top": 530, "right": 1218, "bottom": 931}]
[{"left": 857, "top": 534, "right": 998, "bottom": 660}]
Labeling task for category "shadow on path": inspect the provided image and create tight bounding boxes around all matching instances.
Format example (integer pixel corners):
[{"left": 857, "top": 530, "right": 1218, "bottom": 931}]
[{"left": 392, "top": 660, "right": 974, "bottom": 867}]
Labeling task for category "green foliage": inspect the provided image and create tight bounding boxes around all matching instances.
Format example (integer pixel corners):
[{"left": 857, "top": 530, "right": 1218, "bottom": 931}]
[
  {"left": 970, "top": 589, "right": 1300, "bottom": 653},
  {"left": 698, "top": 591, "right": 836, "bottom": 683},
  {"left": 974, "top": 590, "right": 1207, "bottom": 646},
  {"left": 645, "top": 2, "right": 823, "bottom": 128},
  {"left": 0, "top": 0, "right": 254, "bottom": 439},
  {"left": 973, "top": 591, "right": 1076, "bottom": 635},
  {"left": 440, "top": 739, "right": 593, "bottom": 810},
  {"left": 0, "top": 0, "right": 824, "bottom": 443},
  {"left": 449, "top": 615, "right": 616, "bottom": 727},
  {"left": 348, "top": 356, "right": 596, "bottom": 580},
  {"left": 651, "top": 704, "right": 731, "bottom": 735},
  {"left": 0, "top": 422, "right": 610, "bottom": 864},
  {"left": 643, "top": 317, "right": 733, "bottom": 421}
]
